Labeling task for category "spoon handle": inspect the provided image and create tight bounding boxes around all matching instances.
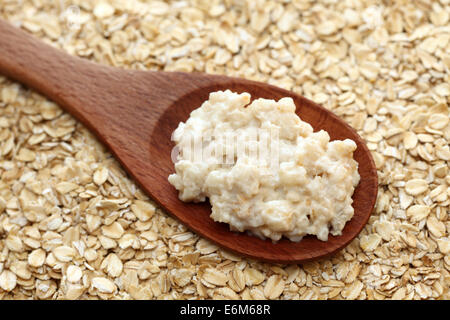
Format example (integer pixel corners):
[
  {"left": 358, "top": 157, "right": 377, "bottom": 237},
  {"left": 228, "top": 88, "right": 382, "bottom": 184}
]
[
  {"left": 0, "top": 19, "right": 177, "bottom": 139},
  {"left": 0, "top": 19, "right": 229, "bottom": 128},
  {"left": 0, "top": 19, "right": 93, "bottom": 109},
  {"left": 0, "top": 19, "right": 134, "bottom": 125}
]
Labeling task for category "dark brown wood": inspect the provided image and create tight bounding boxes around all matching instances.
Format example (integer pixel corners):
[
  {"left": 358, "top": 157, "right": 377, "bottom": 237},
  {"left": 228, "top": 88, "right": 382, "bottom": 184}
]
[{"left": 0, "top": 19, "right": 378, "bottom": 264}]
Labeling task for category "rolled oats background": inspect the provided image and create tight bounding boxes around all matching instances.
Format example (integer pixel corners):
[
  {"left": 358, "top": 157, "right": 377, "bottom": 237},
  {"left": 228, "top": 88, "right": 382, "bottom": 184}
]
[{"left": 0, "top": 0, "right": 449, "bottom": 300}]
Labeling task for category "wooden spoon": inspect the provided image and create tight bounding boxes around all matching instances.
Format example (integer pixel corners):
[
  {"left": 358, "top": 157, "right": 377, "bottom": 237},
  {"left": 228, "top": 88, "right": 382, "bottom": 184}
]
[{"left": 0, "top": 20, "right": 377, "bottom": 264}]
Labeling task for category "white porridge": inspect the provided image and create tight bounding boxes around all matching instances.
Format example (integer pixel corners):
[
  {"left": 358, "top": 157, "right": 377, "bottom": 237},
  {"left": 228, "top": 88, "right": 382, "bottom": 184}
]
[{"left": 168, "top": 90, "right": 360, "bottom": 242}]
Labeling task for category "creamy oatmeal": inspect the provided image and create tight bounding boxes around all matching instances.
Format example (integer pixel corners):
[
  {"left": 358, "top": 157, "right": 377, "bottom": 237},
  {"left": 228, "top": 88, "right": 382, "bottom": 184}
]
[{"left": 168, "top": 90, "right": 360, "bottom": 242}]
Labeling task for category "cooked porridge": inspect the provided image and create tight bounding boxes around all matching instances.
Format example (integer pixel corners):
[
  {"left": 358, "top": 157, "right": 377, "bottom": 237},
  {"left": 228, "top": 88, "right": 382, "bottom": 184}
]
[{"left": 168, "top": 90, "right": 360, "bottom": 242}]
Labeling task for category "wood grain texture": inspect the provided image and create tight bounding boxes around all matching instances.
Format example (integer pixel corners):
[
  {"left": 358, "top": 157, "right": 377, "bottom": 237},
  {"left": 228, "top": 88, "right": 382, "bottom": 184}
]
[{"left": 0, "top": 19, "right": 378, "bottom": 263}]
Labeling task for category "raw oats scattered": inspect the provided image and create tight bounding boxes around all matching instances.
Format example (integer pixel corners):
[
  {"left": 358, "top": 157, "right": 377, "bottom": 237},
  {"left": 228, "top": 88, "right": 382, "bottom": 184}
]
[
  {"left": 264, "top": 275, "right": 285, "bottom": 299},
  {"left": 130, "top": 200, "right": 155, "bottom": 222},
  {"left": 53, "top": 246, "right": 76, "bottom": 263},
  {"left": 0, "top": 0, "right": 448, "bottom": 301},
  {"left": 28, "top": 249, "right": 46, "bottom": 268},
  {"left": 405, "top": 179, "right": 429, "bottom": 196},
  {"left": 93, "top": 166, "right": 109, "bottom": 185},
  {"left": 66, "top": 265, "right": 83, "bottom": 283},
  {"left": 91, "top": 277, "right": 117, "bottom": 294},
  {"left": 0, "top": 270, "right": 17, "bottom": 292}
]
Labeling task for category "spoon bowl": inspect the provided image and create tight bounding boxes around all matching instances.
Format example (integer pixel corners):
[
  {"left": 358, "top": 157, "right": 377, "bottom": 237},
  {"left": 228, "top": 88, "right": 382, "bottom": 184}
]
[
  {"left": 152, "top": 81, "right": 378, "bottom": 263},
  {"left": 0, "top": 19, "right": 378, "bottom": 263}
]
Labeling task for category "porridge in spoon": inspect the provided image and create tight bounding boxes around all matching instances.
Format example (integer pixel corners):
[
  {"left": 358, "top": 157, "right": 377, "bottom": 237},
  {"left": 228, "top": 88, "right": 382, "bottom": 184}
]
[{"left": 168, "top": 90, "right": 360, "bottom": 242}]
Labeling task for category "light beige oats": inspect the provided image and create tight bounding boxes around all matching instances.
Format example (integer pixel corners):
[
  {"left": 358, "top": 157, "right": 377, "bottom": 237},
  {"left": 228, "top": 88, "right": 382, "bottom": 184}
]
[
  {"left": 101, "top": 222, "right": 124, "bottom": 239},
  {"left": 55, "top": 181, "right": 79, "bottom": 194},
  {"left": 360, "top": 234, "right": 382, "bottom": 252},
  {"left": 245, "top": 267, "right": 265, "bottom": 286},
  {"left": 264, "top": 275, "right": 285, "bottom": 299},
  {"left": 66, "top": 265, "right": 83, "bottom": 283},
  {"left": 53, "top": 246, "right": 76, "bottom": 263},
  {"left": 28, "top": 249, "right": 46, "bottom": 268},
  {"left": 93, "top": 166, "right": 109, "bottom": 185},
  {"left": 0, "top": 0, "right": 448, "bottom": 301},
  {"left": 406, "top": 205, "right": 431, "bottom": 222},
  {"left": 404, "top": 179, "right": 429, "bottom": 196},
  {"left": 0, "top": 270, "right": 17, "bottom": 292},
  {"left": 91, "top": 277, "right": 117, "bottom": 294},
  {"left": 201, "top": 268, "right": 228, "bottom": 287},
  {"left": 102, "top": 253, "right": 124, "bottom": 278},
  {"left": 130, "top": 200, "right": 155, "bottom": 222},
  {"left": 93, "top": 2, "right": 115, "bottom": 19}
]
